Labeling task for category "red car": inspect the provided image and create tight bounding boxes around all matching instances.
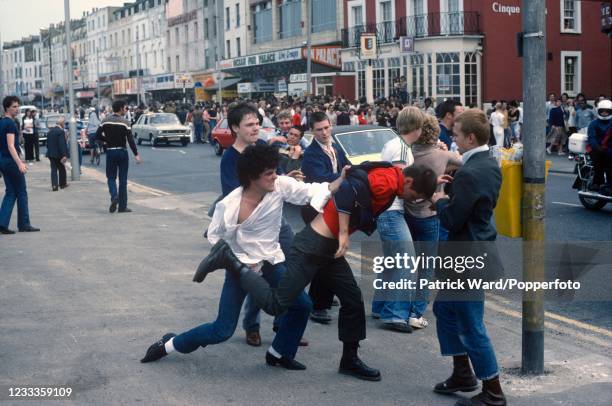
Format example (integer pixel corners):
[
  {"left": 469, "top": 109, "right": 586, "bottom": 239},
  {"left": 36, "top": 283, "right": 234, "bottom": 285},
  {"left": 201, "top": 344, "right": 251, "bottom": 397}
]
[{"left": 211, "top": 116, "right": 277, "bottom": 156}]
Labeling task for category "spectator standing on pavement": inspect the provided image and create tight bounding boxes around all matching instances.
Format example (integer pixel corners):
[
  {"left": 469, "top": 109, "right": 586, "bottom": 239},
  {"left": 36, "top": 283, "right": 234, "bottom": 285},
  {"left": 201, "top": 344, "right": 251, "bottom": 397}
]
[
  {"left": 95, "top": 100, "right": 142, "bottom": 214},
  {"left": 45, "top": 115, "right": 69, "bottom": 191},
  {"left": 546, "top": 99, "right": 567, "bottom": 155},
  {"left": 22, "top": 109, "right": 38, "bottom": 162},
  {"left": 575, "top": 93, "right": 596, "bottom": 131},
  {"left": 0, "top": 96, "right": 40, "bottom": 234},
  {"left": 490, "top": 103, "right": 505, "bottom": 148},
  {"left": 438, "top": 100, "right": 464, "bottom": 150},
  {"left": 430, "top": 109, "right": 506, "bottom": 406},
  {"left": 192, "top": 105, "right": 204, "bottom": 143},
  {"left": 424, "top": 98, "right": 436, "bottom": 116},
  {"left": 87, "top": 107, "right": 102, "bottom": 164}
]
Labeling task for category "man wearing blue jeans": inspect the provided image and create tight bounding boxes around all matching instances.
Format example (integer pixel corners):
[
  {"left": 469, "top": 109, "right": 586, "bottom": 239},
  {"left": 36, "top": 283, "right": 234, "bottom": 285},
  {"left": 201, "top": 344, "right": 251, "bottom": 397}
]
[
  {"left": 96, "top": 100, "right": 141, "bottom": 213},
  {"left": 141, "top": 144, "right": 336, "bottom": 369},
  {"left": 430, "top": 109, "right": 505, "bottom": 405}
]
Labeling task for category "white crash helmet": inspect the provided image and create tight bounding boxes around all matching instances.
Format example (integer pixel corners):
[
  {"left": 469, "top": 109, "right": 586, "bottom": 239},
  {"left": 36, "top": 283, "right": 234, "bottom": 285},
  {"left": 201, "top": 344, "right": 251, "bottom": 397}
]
[{"left": 596, "top": 99, "right": 612, "bottom": 121}]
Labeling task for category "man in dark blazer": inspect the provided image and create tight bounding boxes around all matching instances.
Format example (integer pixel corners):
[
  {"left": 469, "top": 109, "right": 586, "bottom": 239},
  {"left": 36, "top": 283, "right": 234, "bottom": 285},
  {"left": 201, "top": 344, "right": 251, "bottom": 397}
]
[
  {"left": 301, "top": 111, "right": 351, "bottom": 324},
  {"left": 430, "top": 109, "right": 506, "bottom": 406},
  {"left": 45, "top": 115, "right": 68, "bottom": 191}
]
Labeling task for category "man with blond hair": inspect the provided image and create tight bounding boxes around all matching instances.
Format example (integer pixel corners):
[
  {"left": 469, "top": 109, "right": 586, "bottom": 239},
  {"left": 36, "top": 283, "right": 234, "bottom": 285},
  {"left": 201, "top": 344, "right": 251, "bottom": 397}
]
[{"left": 430, "top": 109, "right": 506, "bottom": 405}]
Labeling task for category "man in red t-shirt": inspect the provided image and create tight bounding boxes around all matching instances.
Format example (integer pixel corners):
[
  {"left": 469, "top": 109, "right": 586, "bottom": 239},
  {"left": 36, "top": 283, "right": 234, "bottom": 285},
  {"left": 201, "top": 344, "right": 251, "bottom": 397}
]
[{"left": 195, "top": 163, "right": 439, "bottom": 381}]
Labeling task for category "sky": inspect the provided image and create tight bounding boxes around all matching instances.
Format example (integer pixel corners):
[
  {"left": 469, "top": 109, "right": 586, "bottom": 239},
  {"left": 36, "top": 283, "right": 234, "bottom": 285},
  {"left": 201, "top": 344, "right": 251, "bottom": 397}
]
[{"left": 0, "top": 0, "right": 128, "bottom": 43}]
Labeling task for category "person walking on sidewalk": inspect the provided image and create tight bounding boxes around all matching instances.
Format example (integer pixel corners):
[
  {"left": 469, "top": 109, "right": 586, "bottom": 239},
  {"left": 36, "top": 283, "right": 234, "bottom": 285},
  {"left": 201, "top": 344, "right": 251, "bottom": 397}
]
[
  {"left": 0, "top": 96, "right": 39, "bottom": 234},
  {"left": 95, "top": 100, "right": 142, "bottom": 213},
  {"left": 45, "top": 115, "right": 69, "bottom": 191},
  {"left": 430, "top": 109, "right": 506, "bottom": 406}
]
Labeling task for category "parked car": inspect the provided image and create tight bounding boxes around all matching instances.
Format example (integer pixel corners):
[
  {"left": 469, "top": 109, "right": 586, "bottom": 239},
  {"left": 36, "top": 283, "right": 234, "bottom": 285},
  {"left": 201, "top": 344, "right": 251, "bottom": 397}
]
[
  {"left": 210, "top": 116, "right": 278, "bottom": 156},
  {"left": 132, "top": 113, "right": 191, "bottom": 146}
]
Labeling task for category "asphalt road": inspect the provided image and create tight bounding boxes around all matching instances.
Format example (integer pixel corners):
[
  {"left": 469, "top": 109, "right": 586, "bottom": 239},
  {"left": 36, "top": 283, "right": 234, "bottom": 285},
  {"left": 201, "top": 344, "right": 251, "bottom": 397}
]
[{"left": 70, "top": 142, "right": 612, "bottom": 330}]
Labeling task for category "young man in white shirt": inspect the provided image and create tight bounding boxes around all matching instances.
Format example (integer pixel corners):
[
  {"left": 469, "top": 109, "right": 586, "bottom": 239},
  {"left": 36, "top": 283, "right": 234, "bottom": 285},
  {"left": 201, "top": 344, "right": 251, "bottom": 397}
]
[{"left": 141, "top": 144, "right": 342, "bottom": 370}]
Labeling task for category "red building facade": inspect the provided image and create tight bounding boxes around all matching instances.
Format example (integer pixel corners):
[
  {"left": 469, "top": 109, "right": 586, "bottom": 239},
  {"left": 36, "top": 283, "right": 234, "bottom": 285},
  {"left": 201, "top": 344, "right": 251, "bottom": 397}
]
[{"left": 339, "top": 0, "right": 611, "bottom": 105}]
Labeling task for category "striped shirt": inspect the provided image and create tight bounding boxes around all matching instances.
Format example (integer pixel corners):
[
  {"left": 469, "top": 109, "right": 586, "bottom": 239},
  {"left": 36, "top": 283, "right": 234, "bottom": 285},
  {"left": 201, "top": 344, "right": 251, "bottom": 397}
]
[{"left": 96, "top": 114, "right": 138, "bottom": 155}]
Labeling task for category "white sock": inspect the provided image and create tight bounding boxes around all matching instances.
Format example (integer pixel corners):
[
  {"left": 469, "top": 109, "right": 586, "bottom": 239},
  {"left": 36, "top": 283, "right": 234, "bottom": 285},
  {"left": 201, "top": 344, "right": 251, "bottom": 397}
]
[
  {"left": 164, "top": 337, "right": 176, "bottom": 354},
  {"left": 267, "top": 346, "right": 282, "bottom": 359}
]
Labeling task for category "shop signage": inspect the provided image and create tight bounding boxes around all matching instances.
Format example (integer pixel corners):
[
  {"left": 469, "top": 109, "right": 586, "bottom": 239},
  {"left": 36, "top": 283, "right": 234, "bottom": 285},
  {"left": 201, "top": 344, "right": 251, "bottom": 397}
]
[
  {"left": 304, "top": 46, "right": 341, "bottom": 69},
  {"left": 400, "top": 36, "right": 414, "bottom": 54},
  {"left": 143, "top": 74, "right": 176, "bottom": 91},
  {"left": 602, "top": 3, "right": 612, "bottom": 33},
  {"left": 290, "top": 73, "right": 307, "bottom": 83},
  {"left": 175, "top": 74, "right": 193, "bottom": 88},
  {"left": 277, "top": 80, "right": 287, "bottom": 92},
  {"left": 168, "top": 10, "right": 198, "bottom": 27},
  {"left": 237, "top": 83, "right": 255, "bottom": 93},
  {"left": 492, "top": 2, "right": 520, "bottom": 16},
  {"left": 360, "top": 33, "right": 377, "bottom": 59},
  {"left": 230, "top": 48, "right": 301, "bottom": 69}
]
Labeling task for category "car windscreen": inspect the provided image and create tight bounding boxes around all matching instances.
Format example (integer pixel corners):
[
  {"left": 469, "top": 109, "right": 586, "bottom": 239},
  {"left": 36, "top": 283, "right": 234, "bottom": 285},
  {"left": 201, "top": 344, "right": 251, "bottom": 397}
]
[
  {"left": 334, "top": 130, "right": 397, "bottom": 156},
  {"left": 150, "top": 115, "right": 180, "bottom": 125}
]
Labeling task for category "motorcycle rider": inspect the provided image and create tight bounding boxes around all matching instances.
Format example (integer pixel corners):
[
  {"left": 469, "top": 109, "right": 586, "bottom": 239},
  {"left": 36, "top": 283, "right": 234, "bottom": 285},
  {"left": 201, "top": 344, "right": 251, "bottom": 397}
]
[{"left": 587, "top": 99, "right": 612, "bottom": 195}]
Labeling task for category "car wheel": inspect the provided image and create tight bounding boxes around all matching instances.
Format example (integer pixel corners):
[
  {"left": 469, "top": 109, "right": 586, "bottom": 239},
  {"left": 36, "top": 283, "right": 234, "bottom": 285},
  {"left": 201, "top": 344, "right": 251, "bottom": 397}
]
[
  {"left": 136, "top": 134, "right": 142, "bottom": 145},
  {"left": 151, "top": 135, "right": 158, "bottom": 147},
  {"left": 213, "top": 140, "right": 223, "bottom": 156},
  {"left": 181, "top": 138, "right": 189, "bottom": 147}
]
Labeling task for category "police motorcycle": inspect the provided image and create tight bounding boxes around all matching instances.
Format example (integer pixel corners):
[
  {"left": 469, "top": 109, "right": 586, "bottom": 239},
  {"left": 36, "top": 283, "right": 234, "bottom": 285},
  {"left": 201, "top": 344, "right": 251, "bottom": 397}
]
[{"left": 569, "top": 100, "right": 612, "bottom": 210}]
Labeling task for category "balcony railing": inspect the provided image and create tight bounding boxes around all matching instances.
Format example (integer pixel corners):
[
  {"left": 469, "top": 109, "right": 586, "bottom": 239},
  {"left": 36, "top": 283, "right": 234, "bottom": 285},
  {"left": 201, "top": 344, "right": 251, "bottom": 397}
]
[{"left": 341, "top": 12, "right": 481, "bottom": 48}]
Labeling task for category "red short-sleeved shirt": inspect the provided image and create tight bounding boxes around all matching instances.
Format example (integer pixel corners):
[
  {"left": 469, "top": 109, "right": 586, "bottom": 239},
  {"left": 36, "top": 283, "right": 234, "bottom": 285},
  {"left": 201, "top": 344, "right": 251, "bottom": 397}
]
[{"left": 322, "top": 167, "right": 405, "bottom": 237}]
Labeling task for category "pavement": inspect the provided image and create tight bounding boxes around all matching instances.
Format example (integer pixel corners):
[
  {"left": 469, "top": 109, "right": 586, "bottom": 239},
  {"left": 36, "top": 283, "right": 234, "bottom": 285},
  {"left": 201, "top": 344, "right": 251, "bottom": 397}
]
[
  {"left": 546, "top": 153, "right": 577, "bottom": 174},
  {"left": 0, "top": 159, "right": 611, "bottom": 406}
]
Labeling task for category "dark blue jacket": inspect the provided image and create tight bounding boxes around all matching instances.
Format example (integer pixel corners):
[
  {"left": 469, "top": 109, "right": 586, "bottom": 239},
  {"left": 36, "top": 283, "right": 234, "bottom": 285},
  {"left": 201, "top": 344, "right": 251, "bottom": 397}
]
[
  {"left": 45, "top": 126, "right": 68, "bottom": 159},
  {"left": 301, "top": 140, "right": 351, "bottom": 183}
]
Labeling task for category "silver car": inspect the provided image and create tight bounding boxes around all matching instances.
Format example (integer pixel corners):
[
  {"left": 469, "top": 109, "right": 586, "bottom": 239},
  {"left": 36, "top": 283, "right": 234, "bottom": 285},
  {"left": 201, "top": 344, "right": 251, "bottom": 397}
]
[{"left": 132, "top": 113, "right": 191, "bottom": 147}]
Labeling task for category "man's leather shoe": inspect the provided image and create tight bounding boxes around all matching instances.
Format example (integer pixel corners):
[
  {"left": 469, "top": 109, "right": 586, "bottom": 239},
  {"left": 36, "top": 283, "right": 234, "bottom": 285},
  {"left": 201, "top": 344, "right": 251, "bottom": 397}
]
[
  {"left": 193, "top": 239, "right": 250, "bottom": 282},
  {"left": 0, "top": 226, "right": 16, "bottom": 234},
  {"left": 18, "top": 226, "right": 40, "bottom": 232},
  {"left": 266, "top": 351, "right": 306, "bottom": 370},
  {"left": 109, "top": 198, "right": 118, "bottom": 213},
  {"left": 60, "top": 184, "right": 69, "bottom": 189},
  {"left": 52, "top": 186, "right": 59, "bottom": 191},
  {"left": 434, "top": 355, "right": 479, "bottom": 394},
  {"left": 339, "top": 356, "right": 381, "bottom": 381},
  {"left": 140, "top": 333, "right": 176, "bottom": 363},
  {"left": 310, "top": 309, "right": 332, "bottom": 324},
  {"left": 118, "top": 208, "right": 132, "bottom": 213},
  {"left": 246, "top": 331, "right": 261, "bottom": 347},
  {"left": 455, "top": 390, "right": 506, "bottom": 406}
]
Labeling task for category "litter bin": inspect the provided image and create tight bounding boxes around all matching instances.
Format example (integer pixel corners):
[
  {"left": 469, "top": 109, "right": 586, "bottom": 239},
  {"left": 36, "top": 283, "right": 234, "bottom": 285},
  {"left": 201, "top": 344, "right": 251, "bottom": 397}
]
[{"left": 494, "top": 160, "right": 551, "bottom": 238}]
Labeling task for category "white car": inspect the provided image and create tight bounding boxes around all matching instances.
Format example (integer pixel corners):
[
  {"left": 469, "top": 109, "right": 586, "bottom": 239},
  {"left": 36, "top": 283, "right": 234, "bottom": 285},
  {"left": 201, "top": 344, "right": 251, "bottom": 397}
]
[{"left": 132, "top": 113, "right": 191, "bottom": 146}]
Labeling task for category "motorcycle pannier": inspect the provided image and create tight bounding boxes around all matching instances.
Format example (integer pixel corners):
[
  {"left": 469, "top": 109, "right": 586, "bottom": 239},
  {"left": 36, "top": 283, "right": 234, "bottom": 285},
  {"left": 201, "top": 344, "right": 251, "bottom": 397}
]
[{"left": 569, "top": 133, "right": 588, "bottom": 154}]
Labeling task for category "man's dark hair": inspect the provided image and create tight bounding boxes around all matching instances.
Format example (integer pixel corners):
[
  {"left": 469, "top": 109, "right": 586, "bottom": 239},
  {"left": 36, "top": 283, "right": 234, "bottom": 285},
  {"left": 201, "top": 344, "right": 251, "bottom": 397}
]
[
  {"left": 402, "top": 164, "right": 438, "bottom": 199},
  {"left": 237, "top": 144, "right": 279, "bottom": 188},
  {"left": 112, "top": 100, "right": 127, "bottom": 113},
  {"left": 289, "top": 125, "right": 304, "bottom": 137},
  {"left": 227, "top": 102, "right": 259, "bottom": 135},
  {"left": 437, "top": 99, "right": 462, "bottom": 120},
  {"left": 3, "top": 95, "right": 20, "bottom": 111},
  {"left": 310, "top": 111, "right": 330, "bottom": 130}
]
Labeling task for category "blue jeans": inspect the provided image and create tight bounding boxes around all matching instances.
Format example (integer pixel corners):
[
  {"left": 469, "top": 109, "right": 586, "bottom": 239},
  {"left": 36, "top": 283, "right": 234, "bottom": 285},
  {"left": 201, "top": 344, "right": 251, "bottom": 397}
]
[
  {"left": 173, "top": 263, "right": 312, "bottom": 359},
  {"left": 404, "top": 214, "right": 439, "bottom": 318},
  {"left": 433, "top": 297, "right": 499, "bottom": 380},
  {"left": 194, "top": 122, "right": 204, "bottom": 143},
  {"left": 105, "top": 149, "right": 129, "bottom": 210},
  {"left": 207, "top": 119, "right": 217, "bottom": 142},
  {"left": 371, "top": 210, "right": 416, "bottom": 322},
  {"left": 242, "top": 216, "right": 294, "bottom": 332},
  {"left": 0, "top": 157, "right": 30, "bottom": 229}
]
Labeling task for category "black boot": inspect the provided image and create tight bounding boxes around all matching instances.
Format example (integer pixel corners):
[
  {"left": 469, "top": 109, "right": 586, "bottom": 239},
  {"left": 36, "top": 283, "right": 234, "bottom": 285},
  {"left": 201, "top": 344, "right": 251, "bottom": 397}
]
[
  {"left": 193, "top": 240, "right": 251, "bottom": 282},
  {"left": 140, "top": 333, "right": 176, "bottom": 363},
  {"left": 339, "top": 342, "right": 381, "bottom": 381},
  {"left": 265, "top": 351, "right": 306, "bottom": 370},
  {"left": 434, "top": 355, "right": 479, "bottom": 394},
  {"left": 455, "top": 375, "right": 506, "bottom": 406}
]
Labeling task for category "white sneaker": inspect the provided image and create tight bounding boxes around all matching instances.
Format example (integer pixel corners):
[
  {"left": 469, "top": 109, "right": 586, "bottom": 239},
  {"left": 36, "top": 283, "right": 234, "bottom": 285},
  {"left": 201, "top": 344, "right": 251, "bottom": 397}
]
[
  {"left": 546, "top": 147, "right": 552, "bottom": 154},
  {"left": 409, "top": 317, "right": 429, "bottom": 329}
]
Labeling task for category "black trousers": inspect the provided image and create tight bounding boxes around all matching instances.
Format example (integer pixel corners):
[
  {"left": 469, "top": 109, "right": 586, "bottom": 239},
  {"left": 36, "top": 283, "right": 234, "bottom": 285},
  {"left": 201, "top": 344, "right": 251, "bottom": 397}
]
[
  {"left": 33, "top": 135, "right": 40, "bottom": 160},
  {"left": 240, "top": 225, "right": 366, "bottom": 343},
  {"left": 24, "top": 134, "right": 35, "bottom": 161},
  {"left": 590, "top": 149, "right": 612, "bottom": 186},
  {"left": 49, "top": 157, "right": 67, "bottom": 188}
]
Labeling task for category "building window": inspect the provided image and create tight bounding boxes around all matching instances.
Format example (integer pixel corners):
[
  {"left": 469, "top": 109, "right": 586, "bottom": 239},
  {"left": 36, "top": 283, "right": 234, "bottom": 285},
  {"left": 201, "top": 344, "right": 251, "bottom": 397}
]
[
  {"left": 204, "top": 18, "right": 209, "bottom": 39},
  {"left": 378, "top": 0, "right": 395, "bottom": 42},
  {"left": 312, "top": 0, "right": 336, "bottom": 33},
  {"left": 194, "top": 22, "right": 198, "bottom": 39},
  {"left": 236, "top": 37, "right": 241, "bottom": 57},
  {"left": 357, "top": 70, "right": 365, "bottom": 99},
  {"left": 226, "top": 7, "right": 230, "bottom": 30},
  {"left": 279, "top": 0, "right": 302, "bottom": 39},
  {"left": 176, "top": 55, "right": 180, "bottom": 72},
  {"left": 561, "top": 0, "right": 581, "bottom": 33},
  {"left": 373, "top": 59, "right": 385, "bottom": 99},
  {"left": 410, "top": 54, "right": 425, "bottom": 99},
  {"left": 561, "top": 51, "right": 581, "bottom": 96},
  {"left": 236, "top": 3, "right": 241, "bottom": 27},
  {"left": 253, "top": 3, "right": 273, "bottom": 43},
  {"left": 388, "top": 57, "right": 401, "bottom": 97},
  {"left": 175, "top": 27, "right": 179, "bottom": 45},
  {"left": 464, "top": 52, "right": 478, "bottom": 107},
  {"left": 226, "top": 40, "right": 231, "bottom": 59},
  {"left": 435, "top": 52, "right": 460, "bottom": 104}
]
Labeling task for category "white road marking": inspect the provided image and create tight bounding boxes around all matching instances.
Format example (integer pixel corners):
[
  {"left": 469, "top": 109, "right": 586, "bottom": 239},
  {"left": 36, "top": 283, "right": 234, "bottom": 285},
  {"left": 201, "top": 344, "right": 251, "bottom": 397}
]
[
  {"left": 151, "top": 147, "right": 187, "bottom": 154},
  {"left": 552, "top": 201, "right": 582, "bottom": 207}
]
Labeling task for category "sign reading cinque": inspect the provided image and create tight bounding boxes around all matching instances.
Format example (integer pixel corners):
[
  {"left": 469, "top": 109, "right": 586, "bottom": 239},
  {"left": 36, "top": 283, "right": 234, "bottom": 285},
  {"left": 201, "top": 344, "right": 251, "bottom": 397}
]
[{"left": 492, "top": 2, "right": 521, "bottom": 16}]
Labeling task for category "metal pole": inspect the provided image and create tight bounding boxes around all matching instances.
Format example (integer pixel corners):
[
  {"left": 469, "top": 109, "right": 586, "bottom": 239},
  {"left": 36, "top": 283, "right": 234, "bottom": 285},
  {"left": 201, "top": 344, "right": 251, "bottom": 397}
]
[
  {"left": 64, "top": 0, "right": 80, "bottom": 181},
  {"left": 216, "top": 2, "right": 224, "bottom": 103},
  {"left": 0, "top": 30, "right": 5, "bottom": 111},
  {"left": 39, "top": 35, "right": 44, "bottom": 112},
  {"left": 521, "top": 0, "right": 546, "bottom": 375},
  {"left": 365, "top": 59, "right": 374, "bottom": 104},
  {"left": 183, "top": 80, "right": 186, "bottom": 104},
  {"left": 96, "top": 49, "right": 100, "bottom": 105},
  {"left": 306, "top": 0, "right": 313, "bottom": 98}
]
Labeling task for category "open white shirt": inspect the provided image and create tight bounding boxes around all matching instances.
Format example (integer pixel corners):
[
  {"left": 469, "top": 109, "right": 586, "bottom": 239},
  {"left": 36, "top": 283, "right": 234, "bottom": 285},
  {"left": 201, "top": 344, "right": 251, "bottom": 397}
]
[{"left": 207, "top": 176, "right": 331, "bottom": 266}]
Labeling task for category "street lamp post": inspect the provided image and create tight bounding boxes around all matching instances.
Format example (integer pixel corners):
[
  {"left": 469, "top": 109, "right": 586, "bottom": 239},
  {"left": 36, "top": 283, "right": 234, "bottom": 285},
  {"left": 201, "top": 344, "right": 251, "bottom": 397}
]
[{"left": 64, "top": 0, "right": 79, "bottom": 181}]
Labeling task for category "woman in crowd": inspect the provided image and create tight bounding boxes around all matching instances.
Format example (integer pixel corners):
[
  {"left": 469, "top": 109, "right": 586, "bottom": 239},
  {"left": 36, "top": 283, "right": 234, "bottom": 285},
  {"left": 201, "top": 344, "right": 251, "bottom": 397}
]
[
  {"left": 490, "top": 103, "right": 505, "bottom": 148},
  {"left": 22, "top": 109, "right": 38, "bottom": 162}
]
